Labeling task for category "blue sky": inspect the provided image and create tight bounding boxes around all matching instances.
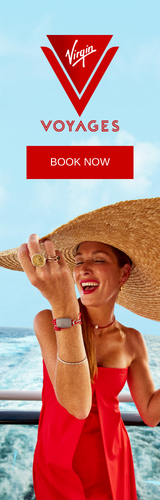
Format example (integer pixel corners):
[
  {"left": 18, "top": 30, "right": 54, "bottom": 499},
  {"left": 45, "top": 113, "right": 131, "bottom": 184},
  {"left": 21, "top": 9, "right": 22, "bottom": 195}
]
[{"left": 0, "top": 0, "right": 160, "bottom": 334}]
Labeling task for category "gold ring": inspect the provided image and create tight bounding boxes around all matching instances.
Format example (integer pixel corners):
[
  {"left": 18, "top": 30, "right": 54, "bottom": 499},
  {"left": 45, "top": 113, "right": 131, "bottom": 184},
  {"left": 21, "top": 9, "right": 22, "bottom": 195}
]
[
  {"left": 47, "top": 256, "right": 60, "bottom": 262},
  {"left": 31, "top": 253, "right": 46, "bottom": 268}
]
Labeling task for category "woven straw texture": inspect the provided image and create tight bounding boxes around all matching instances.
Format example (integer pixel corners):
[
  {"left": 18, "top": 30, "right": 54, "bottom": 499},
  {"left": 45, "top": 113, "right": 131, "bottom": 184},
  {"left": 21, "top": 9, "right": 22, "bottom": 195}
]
[{"left": 0, "top": 198, "right": 160, "bottom": 321}]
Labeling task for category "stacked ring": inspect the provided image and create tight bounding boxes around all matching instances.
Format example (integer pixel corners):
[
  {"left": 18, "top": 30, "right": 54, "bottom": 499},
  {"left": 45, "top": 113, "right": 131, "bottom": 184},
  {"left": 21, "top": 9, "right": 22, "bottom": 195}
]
[
  {"left": 47, "top": 256, "right": 60, "bottom": 262},
  {"left": 31, "top": 253, "right": 60, "bottom": 268}
]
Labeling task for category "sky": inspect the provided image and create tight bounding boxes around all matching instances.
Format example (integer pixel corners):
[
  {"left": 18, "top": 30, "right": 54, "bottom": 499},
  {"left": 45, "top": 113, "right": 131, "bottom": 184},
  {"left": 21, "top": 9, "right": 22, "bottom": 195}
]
[{"left": 0, "top": 0, "right": 160, "bottom": 335}]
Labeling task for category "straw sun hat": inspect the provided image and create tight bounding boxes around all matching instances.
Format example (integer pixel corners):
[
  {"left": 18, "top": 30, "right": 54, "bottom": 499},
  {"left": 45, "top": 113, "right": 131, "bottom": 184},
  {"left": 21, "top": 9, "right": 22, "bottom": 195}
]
[{"left": 0, "top": 197, "right": 160, "bottom": 321}]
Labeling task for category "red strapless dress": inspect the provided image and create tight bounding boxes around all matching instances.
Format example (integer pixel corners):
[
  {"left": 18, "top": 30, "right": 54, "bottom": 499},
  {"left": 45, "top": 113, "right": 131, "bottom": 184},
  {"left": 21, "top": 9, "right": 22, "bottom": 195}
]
[{"left": 33, "top": 361, "right": 137, "bottom": 500}]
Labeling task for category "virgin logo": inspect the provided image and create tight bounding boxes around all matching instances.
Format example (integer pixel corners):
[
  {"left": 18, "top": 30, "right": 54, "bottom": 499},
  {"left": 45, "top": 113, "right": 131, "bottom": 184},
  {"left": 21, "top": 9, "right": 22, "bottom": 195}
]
[
  {"left": 65, "top": 39, "right": 96, "bottom": 68},
  {"left": 41, "top": 35, "right": 118, "bottom": 115}
]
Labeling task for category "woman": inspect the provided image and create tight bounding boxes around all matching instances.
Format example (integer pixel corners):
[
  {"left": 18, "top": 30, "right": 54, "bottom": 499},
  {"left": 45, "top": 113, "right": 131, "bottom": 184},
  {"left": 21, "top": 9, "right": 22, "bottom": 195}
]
[{"left": 0, "top": 198, "right": 160, "bottom": 500}]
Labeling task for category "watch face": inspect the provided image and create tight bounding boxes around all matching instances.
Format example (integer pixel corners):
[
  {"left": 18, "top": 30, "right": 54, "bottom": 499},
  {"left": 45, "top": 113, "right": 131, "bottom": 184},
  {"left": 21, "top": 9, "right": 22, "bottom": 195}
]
[
  {"left": 31, "top": 253, "right": 46, "bottom": 268},
  {"left": 56, "top": 318, "right": 72, "bottom": 328}
]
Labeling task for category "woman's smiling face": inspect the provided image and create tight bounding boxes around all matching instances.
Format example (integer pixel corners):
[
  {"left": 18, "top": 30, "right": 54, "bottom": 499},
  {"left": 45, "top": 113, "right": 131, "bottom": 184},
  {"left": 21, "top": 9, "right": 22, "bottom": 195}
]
[{"left": 73, "top": 241, "right": 130, "bottom": 308}]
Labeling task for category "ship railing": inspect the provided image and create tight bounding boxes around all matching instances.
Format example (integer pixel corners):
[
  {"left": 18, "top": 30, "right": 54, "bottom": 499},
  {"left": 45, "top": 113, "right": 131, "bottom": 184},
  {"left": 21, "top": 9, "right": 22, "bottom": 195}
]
[{"left": 0, "top": 390, "right": 159, "bottom": 426}]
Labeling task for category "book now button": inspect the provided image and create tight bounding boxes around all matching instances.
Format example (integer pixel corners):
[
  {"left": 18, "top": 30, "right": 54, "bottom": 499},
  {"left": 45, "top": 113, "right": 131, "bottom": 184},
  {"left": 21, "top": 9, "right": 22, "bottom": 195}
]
[{"left": 26, "top": 146, "right": 134, "bottom": 179}]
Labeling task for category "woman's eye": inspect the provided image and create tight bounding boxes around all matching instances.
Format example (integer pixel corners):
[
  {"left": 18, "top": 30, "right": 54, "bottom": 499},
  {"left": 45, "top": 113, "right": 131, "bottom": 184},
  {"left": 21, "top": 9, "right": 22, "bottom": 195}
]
[
  {"left": 75, "top": 259, "right": 105, "bottom": 266},
  {"left": 94, "top": 260, "right": 104, "bottom": 263}
]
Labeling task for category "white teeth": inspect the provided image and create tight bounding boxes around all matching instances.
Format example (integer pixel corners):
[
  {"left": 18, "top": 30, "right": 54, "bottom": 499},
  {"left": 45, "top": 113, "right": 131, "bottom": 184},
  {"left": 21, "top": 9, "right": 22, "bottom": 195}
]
[{"left": 81, "top": 282, "right": 99, "bottom": 287}]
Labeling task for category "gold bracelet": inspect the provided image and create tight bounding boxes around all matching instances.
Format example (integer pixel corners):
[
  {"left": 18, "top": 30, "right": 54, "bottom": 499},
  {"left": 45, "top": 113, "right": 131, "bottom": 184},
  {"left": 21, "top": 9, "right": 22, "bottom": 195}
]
[{"left": 57, "top": 354, "right": 87, "bottom": 365}]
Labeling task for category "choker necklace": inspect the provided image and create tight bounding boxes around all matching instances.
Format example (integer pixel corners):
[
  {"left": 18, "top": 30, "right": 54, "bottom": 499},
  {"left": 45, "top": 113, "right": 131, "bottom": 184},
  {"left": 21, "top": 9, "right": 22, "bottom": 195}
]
[{"left": 91, "top": 316, "right": 115, "bottom": 330}]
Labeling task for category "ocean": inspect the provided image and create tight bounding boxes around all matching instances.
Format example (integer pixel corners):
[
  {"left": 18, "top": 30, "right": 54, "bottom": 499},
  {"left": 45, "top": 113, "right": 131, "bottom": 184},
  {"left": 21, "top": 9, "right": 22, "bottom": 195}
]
[{"left": 0, "top": 327, "right": 160, "bottom": 500}]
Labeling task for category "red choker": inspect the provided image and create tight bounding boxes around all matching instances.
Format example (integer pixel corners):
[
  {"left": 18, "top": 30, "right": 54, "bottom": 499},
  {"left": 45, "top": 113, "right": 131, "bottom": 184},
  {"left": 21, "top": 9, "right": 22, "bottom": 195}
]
[{"left": 91, "top": 316, "right": 115, "bottom": 330}]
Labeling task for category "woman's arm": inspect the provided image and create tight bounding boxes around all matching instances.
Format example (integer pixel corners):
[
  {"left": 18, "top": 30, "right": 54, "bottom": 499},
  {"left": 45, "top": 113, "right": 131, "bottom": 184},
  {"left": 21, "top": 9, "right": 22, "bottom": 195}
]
[
  {"left": 18, "top": 235, "right": 92, "bottom": 420},
  {"left": 127, "top": 330, "right": 160, "bottom": 427},
  {"left": 34, "top": 309, "right": 92, "bottom": 419}
]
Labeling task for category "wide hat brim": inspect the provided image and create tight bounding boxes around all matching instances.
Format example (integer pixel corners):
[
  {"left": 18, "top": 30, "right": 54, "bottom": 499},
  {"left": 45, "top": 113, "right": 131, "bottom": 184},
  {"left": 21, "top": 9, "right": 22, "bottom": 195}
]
[{"left": 0, "top": 197, "right": 160, "bottom": 321}]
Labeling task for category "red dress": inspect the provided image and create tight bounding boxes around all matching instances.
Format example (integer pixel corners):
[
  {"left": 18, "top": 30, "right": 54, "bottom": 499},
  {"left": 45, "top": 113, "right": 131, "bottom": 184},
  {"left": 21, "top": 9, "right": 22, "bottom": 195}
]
[{"left": 33, "top": 361, "right": 137, "bottom": 500}]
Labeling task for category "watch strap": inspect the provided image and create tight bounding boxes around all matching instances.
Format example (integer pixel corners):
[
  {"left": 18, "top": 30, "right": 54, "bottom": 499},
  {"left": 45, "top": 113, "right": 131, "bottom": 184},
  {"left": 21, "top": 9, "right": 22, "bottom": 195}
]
[{"left": 52, "top": 313, "right": 82, "bottom": 331}]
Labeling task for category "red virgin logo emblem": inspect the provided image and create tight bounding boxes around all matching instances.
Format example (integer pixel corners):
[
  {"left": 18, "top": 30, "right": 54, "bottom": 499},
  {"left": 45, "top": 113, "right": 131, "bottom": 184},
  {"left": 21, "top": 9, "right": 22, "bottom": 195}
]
[{"left": 41, "top": 35, "right": 119, "bottom": 115}]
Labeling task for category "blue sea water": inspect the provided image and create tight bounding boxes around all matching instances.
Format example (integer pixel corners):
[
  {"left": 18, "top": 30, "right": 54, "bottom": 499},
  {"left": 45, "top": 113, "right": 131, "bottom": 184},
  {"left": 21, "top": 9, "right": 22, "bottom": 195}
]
[{"left": 0, "top": 327, "right": 160, "bottom": 499}]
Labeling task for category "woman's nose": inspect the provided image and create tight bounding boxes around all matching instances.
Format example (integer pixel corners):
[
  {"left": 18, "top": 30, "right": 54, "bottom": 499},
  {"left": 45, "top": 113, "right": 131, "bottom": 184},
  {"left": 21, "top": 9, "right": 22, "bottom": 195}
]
[{"left": 79, "top": 260, "right": 92, "bottom": 273}]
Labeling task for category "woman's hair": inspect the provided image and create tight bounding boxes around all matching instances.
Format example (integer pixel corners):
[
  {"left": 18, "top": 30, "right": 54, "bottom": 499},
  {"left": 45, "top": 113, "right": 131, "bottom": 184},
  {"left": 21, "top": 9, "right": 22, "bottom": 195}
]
[
  {"left": 78, "top": 297, "right": 97, "bottom": 382},
  {"left": 110, "top": 246, "right": 132, "bottom": 267},
  {"left": 76, "top": 244, "right": 132, "bottom": 381}
]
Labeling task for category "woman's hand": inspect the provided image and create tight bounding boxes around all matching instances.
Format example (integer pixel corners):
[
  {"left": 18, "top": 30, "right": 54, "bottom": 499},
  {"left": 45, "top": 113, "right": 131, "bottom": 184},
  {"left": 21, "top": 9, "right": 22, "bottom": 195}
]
[{"left": 18, "top": 234, "right": 79, "bottom": 318}]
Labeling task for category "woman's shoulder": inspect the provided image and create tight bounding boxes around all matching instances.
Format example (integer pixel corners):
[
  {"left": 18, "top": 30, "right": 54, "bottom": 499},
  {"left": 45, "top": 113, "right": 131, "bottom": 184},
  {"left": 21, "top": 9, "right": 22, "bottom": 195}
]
[{"left": 118, "top": 322, "right": 148, "bottom": 361}]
